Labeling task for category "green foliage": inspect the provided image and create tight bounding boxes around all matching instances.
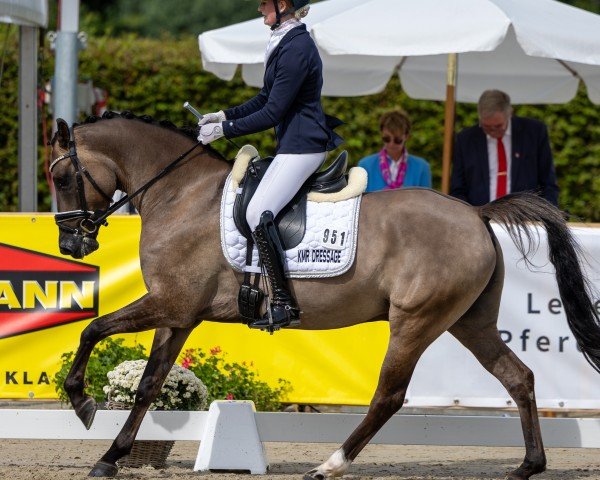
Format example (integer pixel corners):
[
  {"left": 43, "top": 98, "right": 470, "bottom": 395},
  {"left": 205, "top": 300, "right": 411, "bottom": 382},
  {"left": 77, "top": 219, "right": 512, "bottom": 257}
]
[
  {"left": 180, "top": 347, "right": 293, "bottom": 412},
  {"left": 53, "top": 337, "right": 148, "bottom": 403},
  {"left": 45, "top": 0, "right": 599, "bottom": 37},
  {"left": 76, "top": 0, "right": 326, "bottom": 37},
  {"left": 2, "top": 34, "right": 599, "bottom": 220},
  {"left": 53, "top": 338, "right": 291, "bottom": 412},
  {"left": 93, "top": 0, "right": 257, "bottom": 37},
  {"left": 561, "top": 0, "right": 600, "bottom": 13}
]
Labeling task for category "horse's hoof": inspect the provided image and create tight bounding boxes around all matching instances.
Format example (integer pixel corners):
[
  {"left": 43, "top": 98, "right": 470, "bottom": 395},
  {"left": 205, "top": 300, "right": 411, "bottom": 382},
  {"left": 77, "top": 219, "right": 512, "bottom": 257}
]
[
  {"left": 88, "top": 461, "right": 118, "bottom": 477},
  {"left": 506, "top": 461, "right": 546, "bottom": 479},
  {"left": 76, "top": 397, "right": 98, "bottom": 430},
  {"left": 303, "top": 469, "right": 325, "bottom": 480}
]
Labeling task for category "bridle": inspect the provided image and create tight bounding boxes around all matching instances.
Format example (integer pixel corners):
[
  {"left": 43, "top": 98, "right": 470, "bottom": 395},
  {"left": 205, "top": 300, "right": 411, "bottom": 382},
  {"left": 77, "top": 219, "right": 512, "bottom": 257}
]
[
  {"left": 50, "top": 139, "right": 113, "bottom": 236},
  {"left": 50, "top": 131, "right": 202, "bottom": 238}
]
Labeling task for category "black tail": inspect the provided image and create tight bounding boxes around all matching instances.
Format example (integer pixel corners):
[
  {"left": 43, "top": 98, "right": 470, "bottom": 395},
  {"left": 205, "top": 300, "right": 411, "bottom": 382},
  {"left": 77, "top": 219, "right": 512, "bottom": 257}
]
[{"left": 480, "top": 192, "right": 600, "bottom": 373}]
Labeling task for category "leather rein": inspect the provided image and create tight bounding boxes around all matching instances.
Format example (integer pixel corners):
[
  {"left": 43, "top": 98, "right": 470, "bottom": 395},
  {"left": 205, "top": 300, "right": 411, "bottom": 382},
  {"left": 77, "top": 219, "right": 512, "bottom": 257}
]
[{"left": 50, "top": 135, "right": 202, "bottom": 237}]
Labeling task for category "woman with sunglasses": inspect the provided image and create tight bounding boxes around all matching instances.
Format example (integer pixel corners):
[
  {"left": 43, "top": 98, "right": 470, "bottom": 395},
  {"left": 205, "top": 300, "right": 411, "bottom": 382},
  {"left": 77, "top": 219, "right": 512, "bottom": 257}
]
[
  {"left": 198, "top": 0, "right": 342, "bottom": 331},
  {"left": 358, "top": 110, "right": 431, "bottom": 192}
]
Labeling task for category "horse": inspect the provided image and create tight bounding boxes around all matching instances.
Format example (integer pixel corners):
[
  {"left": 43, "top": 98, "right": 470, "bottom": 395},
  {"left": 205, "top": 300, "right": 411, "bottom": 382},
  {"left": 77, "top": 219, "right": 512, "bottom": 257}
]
[{"left": 49, "top": 111, "right": 600, "bottom": 479}]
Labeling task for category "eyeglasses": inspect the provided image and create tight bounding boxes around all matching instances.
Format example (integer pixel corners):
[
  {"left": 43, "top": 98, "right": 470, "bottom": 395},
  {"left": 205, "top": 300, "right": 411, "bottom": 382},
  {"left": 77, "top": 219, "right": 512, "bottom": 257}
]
[{"left": 382, "top": 136, "right": 405, "bottom": 145}]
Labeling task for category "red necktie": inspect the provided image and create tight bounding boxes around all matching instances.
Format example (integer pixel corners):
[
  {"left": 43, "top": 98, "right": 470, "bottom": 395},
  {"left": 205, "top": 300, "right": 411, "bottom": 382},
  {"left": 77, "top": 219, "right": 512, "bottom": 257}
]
[{"left": 496, "top": 138, "right": 507, "bottom": 199}]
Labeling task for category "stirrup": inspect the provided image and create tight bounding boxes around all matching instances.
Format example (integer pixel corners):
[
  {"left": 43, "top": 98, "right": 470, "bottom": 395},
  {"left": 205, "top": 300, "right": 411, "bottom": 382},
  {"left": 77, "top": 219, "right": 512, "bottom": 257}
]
[{"left": 248, "top": 303, "right": 300, "bottom": 333}]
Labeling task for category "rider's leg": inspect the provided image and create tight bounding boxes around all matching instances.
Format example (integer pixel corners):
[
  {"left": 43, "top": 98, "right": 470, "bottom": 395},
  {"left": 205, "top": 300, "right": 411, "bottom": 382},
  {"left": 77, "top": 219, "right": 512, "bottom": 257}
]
[
  {"left": 246, "top": 152, "right": 326, "bottom": 329},
  {"left": 252, "top": 210, "right": 300, "bottom": 328}
]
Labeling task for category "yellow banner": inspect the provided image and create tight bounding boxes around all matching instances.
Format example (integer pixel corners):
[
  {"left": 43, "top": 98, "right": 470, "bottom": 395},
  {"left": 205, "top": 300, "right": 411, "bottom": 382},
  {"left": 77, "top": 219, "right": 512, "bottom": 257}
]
[{"left": 0, "top": 214, "right": 388, "bottom": 404}]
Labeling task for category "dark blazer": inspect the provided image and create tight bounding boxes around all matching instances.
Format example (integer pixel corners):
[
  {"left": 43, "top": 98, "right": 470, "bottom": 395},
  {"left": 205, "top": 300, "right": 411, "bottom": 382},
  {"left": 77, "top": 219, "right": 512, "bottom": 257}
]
[
  {"left": 222, "top": 24, "right": 342, "bottom": 154},
  {"left": 450, "top": 116, "right": 559, "bottom": 206}
]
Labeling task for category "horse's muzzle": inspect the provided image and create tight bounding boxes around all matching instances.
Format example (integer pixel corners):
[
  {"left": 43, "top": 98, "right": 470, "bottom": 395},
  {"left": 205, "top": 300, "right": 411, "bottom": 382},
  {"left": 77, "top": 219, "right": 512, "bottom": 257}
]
[{"left": 59, "top": 232, "right": 99, "bottom": 259}]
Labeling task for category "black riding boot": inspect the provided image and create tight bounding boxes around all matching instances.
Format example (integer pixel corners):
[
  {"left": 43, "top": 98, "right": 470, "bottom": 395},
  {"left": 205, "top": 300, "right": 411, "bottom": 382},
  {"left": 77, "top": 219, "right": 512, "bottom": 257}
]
[{"left": 249, "top": 211, "right": 300, "bottom": 330}]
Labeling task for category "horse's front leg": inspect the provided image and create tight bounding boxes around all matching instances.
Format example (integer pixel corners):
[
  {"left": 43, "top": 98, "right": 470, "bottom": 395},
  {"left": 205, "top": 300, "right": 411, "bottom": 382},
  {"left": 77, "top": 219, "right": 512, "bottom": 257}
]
[
  {"left": 64, "top": 295, "right": 173, "bottom": 428},
  {"left": 89, "top": 326, "right": 193, "bottom": 477}
]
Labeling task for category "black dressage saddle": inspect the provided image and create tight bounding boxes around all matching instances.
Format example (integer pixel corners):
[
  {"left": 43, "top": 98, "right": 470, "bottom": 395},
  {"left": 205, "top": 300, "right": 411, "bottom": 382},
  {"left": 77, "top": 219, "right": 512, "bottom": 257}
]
[{"left": 233, "top": 151, "right": 348, "bottom": 250}]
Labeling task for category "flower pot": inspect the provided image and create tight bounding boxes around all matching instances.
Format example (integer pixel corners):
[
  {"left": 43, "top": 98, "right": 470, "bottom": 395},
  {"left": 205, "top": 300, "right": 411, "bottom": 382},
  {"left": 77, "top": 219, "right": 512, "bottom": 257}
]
[
  {"left": 118, "top": 440, "right": 175, "bottom": 469},
  {"left": 106, "top": 400, "right": 175, "bottom": 469}
]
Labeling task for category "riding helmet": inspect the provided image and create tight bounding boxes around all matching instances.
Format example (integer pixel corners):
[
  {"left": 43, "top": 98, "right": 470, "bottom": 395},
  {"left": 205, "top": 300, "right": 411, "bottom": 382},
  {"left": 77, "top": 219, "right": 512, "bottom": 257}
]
[
  {"left": 291, "top": 0, "right": 310, "bottom": 9},
  {"left": 248, "top": 0, "right": 310, "bottom": 11}
]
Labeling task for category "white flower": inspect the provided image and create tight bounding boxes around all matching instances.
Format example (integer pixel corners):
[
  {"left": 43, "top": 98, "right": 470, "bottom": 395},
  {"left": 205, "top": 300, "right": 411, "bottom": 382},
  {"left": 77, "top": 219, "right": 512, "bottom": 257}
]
[{"left": 105, "top": 359, "right": 208, "bottom": 410}]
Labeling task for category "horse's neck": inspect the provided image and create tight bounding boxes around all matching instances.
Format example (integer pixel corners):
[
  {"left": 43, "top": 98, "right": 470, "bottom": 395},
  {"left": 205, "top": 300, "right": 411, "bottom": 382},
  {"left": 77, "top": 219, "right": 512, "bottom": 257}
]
[{"left": 105, "top": 126, "right": 229, "bottom": 217}]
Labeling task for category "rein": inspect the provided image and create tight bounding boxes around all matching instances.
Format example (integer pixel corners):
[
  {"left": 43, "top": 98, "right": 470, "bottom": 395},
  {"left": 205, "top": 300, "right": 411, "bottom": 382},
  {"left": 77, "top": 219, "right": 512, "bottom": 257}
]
[{"left": 51, "top": 136, "right": 202, "bottom": 237}]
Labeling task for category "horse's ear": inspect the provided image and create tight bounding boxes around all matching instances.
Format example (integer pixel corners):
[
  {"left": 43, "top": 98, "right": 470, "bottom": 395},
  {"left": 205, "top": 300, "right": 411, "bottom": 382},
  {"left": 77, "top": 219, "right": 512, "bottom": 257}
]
[{"left": 56, "top": 118, "right": 71, "bottom": 149}]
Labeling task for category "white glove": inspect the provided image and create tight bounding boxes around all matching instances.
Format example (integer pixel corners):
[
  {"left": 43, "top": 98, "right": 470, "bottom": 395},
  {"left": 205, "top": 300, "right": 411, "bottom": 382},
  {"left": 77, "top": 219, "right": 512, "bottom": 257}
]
[
  {"left": 198, "top": 110, "right": 226, "bottom": 126},
  {"left": 198, "top": 123, "right": 224, "bottom": 144}
]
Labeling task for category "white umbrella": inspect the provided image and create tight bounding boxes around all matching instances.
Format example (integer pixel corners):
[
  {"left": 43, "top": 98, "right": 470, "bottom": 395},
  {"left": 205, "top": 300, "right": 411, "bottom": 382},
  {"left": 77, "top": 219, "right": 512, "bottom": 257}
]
[{"left": 199, "top": 0, "right": 600, "bottom": 192}]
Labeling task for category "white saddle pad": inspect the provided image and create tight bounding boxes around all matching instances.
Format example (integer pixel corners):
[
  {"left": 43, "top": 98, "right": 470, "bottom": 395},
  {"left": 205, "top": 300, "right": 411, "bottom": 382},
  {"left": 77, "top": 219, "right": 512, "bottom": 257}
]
[{"left": 220, "top": 172, "right": 364, "bottom": 279}]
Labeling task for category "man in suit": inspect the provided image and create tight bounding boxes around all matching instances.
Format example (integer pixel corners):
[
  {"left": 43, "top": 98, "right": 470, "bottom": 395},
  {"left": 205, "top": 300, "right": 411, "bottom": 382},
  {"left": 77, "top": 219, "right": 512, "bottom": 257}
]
[{"left": 450, "top": 89, "right": 559, "bottom": 207}]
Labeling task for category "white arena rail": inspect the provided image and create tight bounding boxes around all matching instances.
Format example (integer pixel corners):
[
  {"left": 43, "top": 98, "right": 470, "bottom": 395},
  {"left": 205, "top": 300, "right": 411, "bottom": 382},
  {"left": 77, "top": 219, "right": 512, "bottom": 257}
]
[
  {"left": 1, "top": 407, "right": 599, "bottom": 446},
  {"left": 2, "top": 402, "right": 599, "bottom": 474}
]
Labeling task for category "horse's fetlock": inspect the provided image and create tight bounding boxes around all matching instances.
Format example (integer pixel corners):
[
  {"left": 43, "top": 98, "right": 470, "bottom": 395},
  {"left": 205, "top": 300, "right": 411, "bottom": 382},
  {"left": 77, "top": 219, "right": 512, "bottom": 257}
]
[
  {"left": 64, "top": 376, "right": 81, "bottom": 395},
  {"left": 113, "top": 440, "right": 133, "bottom": 457}
]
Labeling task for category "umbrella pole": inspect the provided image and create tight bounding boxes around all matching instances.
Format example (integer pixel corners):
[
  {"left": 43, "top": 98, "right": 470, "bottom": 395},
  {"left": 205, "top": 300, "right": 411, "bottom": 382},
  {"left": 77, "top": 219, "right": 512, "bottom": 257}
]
[{"left": 441, "top": 53, "right": 458, "bottom": 194}]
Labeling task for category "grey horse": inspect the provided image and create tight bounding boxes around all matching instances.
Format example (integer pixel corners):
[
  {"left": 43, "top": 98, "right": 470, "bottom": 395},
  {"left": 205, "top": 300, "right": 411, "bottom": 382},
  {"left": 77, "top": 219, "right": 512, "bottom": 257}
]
[{"left": 49, "top": 112, "right": 600, "bottom": 479}]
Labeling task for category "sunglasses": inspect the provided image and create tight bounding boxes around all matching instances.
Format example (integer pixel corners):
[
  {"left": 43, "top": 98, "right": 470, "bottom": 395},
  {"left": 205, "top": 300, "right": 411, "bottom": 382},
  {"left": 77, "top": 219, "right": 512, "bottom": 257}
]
[{"left": 382, "top": 136, "right": 405, "bottom": 145}]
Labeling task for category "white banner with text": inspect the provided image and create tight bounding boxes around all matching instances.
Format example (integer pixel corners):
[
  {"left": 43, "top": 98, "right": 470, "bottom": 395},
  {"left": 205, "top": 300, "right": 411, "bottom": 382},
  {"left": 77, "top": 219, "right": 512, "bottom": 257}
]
[{"left": 407, "top": 225, "right": 600, "bottom": 409}]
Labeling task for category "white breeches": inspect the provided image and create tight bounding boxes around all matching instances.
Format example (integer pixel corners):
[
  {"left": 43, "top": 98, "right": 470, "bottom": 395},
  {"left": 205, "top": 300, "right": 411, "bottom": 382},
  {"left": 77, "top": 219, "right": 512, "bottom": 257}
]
[{"left": 246, "top": 151, "right": 326, "bottom": 230}]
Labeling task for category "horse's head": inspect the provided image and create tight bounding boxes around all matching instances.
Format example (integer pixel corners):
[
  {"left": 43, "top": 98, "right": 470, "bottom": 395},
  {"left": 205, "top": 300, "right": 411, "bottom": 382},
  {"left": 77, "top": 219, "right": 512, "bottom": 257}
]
[{"left": 50, "top": 118, "right": 118, "bottom": 259}]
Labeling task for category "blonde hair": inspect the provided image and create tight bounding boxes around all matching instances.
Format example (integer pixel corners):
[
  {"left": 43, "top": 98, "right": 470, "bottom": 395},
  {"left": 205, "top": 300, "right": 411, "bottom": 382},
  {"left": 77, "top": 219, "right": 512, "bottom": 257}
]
[
  {"left": 281, "top": 0, "right": 310, "bottom": 19},
  {"left": 295, "top": 5, "right": 310, "bottom": 19},
  {"left": 379, "top": 109, "right": 411, "bottom": 135}
]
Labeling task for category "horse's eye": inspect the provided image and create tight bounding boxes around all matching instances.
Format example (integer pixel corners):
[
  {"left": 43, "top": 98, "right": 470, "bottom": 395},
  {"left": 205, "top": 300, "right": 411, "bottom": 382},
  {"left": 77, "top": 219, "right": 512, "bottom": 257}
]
[{"left": 54, "top": 176, "right": 71, "bottom": 191}]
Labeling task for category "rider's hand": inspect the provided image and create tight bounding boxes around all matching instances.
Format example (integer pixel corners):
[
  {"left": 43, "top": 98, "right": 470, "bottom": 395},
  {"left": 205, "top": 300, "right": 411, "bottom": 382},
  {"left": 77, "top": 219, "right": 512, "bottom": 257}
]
[
  {"left": 198, "top": 123, "right": 224, "bottom": 144},
  {"left": 198, "top": 110, "right": 226, "bottom": 126}
]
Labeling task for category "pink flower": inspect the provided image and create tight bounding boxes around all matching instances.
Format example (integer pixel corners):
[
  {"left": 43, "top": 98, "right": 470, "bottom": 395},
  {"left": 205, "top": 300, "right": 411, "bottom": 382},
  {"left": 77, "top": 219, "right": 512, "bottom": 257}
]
[
  {"left": 210, "top": 346, "right": 222, "bottom": 355},
  {"left": 181, "top": 357, "right": 192, "bottom": 369},
  {"left": 226, "top": 393, "right": 234, "bottom": 400}
]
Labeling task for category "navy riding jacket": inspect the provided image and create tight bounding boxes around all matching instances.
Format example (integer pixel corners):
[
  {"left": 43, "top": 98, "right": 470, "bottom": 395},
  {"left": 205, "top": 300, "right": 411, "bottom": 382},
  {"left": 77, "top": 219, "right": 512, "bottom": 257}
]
[{"left": 222, "top": 24, "right": 342, "bottom": 154}]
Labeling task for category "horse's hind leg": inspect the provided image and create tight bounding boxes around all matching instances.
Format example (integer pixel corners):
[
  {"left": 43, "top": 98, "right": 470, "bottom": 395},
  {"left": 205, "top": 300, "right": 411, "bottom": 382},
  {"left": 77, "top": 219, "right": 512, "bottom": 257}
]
[
  {"left": 89, "top": 326, "right": 192, "bottom": 477},
  {"left": 304, "top": 310, "right": 437, "bottom": 479},
  {"left": 64, "top": 295, "right": 176, "bottom": 428},
  {"left": 449, "top": 293, "right": 546, "bottom": 479}
]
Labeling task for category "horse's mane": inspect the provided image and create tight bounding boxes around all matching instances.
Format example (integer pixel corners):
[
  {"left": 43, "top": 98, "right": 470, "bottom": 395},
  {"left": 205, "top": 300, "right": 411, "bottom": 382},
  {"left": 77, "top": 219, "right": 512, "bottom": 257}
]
[
  {"left": 73, "top": 110, "right": 232, "bottom": 163},
  {"left": 74, "top": 110, "right": 219, "bottom": 155}
]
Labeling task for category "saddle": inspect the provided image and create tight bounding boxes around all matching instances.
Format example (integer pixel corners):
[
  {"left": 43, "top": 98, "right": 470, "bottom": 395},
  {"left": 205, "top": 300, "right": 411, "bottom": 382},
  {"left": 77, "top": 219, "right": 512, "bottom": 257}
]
[{"left": 233, "top": 150, "right": 349, "bottom": 250}]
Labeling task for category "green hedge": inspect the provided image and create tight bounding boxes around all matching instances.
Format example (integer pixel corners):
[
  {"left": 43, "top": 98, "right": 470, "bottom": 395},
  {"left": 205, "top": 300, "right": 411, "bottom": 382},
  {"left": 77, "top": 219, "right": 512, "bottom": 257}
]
[{"left": 1, "top": 33, "right": 598, "bottom": 220}]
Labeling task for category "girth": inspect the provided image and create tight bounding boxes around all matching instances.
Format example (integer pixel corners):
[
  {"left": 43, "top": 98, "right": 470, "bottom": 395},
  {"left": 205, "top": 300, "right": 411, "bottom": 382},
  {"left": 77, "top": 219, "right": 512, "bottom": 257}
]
[{"left": 233, "top": 151, "right": 348, "bottom": 250}]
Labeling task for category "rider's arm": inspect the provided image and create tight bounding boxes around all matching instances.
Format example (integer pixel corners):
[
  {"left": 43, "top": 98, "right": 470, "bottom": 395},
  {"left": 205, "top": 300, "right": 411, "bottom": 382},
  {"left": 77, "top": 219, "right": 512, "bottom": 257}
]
[
  {"left": 222, "top": 45, "right": 308, "bottom": 138},
  {"left": 224, "top": 88, "right": 269, "bottom": 120}
]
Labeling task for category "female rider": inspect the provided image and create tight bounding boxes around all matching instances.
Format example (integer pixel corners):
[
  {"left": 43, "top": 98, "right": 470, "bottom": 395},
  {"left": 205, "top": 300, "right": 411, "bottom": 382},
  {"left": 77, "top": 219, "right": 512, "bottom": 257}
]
[{"left": 198, "top": 0, "right": 343, "bottom": 330}]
